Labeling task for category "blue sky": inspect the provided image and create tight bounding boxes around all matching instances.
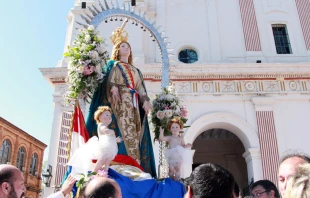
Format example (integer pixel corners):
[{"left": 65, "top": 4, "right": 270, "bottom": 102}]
[{"left": 0, "top": 0, "right": 74, "bottom": 159}]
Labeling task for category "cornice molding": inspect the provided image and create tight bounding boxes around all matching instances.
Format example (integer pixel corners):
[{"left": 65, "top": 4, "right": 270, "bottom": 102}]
[
  {"left": 40, "top": 67, "right": 68, "bottom": 87},
  {"left": 40, "top": 62, "right": 310, "bottom": 87},
  {"left": 252, "top": 97, "right": 275, "bottom": 111},
  {"left": 0, "top": 117, "right": 47, "bottom": 148}
]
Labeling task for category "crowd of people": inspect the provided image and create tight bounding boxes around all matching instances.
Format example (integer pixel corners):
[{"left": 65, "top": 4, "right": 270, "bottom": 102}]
[{"left": 1, "top": 151, "right": 309, "bottom": 198}]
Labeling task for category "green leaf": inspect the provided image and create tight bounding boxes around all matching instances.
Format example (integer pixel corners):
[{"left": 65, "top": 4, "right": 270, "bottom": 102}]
[{"left": 63, "top": 52, "right": 71, "bottom": 57}]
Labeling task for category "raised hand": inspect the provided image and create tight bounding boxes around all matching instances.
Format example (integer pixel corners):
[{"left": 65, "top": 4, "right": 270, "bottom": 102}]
[
  {"left": 185, "top": 143, "right": 192, "bottom": 149},
  {"left": 116, "top": 136, "right": 123, "bottom": 143},
  {"left": 159, "top": 127, "right": 164, "bottom": 134},
  {"left": 61, "top": 174, "right": 77, "bottom": 196},
  {"left": 143, "top": 100, "right": 152, "bottom": 114}
]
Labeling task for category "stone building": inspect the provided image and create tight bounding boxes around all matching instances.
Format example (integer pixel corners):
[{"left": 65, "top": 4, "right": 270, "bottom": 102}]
[{"left": 0, "top": 117, "right": 47, "bottom": 198}]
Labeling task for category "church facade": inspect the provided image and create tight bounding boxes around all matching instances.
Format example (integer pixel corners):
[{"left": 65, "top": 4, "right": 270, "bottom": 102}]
[{"left": 41, "top": 0, "right": 310, "bottom": 195}]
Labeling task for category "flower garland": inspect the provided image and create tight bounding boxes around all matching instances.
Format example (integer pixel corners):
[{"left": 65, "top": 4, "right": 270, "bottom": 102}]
[
  {"left": 151, "top": 86, "right": 188, "bottom": 140},
  {"left": 64, "top": 25, "right": 109, "bottom": 102},
  {"left": 75, "top": 169, "right": 109, "bottom": 197}
]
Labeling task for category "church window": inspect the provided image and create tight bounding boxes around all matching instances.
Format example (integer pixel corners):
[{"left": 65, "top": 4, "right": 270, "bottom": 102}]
[
  {"left": 0, "top": 140, "right": 11, "bottom": 164},
  {"left": 16, "top": 147, "right": 26, "bottom": 171},
  {"left": 272, "top": 24, "right": 292, "bottom": 54},
  {"left": 29, "top": 153, "right": 38, "bottom": 175},
  {"left": 178, "top": 49, "right": 198, "bottom": 63}
]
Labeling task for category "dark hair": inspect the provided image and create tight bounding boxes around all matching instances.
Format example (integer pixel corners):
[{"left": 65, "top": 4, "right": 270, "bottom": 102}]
[
  {"left": 83, "top": 180, "right": 117, "bottom": 198},
  {"left": 184, "top": 163, "right": 235, "bottom": 198},
  {"left": 234, "top": 182, "right": 240, "bottom": 197},
  {"left": 250, "top": 180, "right": 280, "bottom": 198},
  {"left": 0, "top": 167, "right": 15, "bottom": 185},
  {"left": 280, "top": 151, "right": 310, "bottom": 164}
]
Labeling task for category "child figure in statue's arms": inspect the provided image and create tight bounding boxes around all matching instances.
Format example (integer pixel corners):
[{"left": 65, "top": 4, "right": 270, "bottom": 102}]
[{"left": 159, "top": 117, "right": 192, "bottom": 181}]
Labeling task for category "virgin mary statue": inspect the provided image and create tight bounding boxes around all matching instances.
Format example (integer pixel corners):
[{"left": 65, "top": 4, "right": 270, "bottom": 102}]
[{"left": 85, "top": 27, "right": 157, "bottom": 177}]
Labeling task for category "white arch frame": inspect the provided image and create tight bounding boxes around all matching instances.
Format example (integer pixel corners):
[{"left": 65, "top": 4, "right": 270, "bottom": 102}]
[
  {"left": 184, "top": 112, "right": 259, "bottom": 149},
  {"left": 182, "top": 112, "right": 263, "bottom": 182}
]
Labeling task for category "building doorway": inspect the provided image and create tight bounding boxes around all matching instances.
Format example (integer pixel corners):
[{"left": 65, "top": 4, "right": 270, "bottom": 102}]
[{"left": 192, "top": 128, "right": 248, "bottom": 190}]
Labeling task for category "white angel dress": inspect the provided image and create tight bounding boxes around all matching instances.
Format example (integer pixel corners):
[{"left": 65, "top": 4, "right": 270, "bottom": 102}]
[
  {"left": 67, "top": 133, "right": 118, "bottom": 174},
  {"left": 165, "top": 145, "right": 193, "bottom": 166}
]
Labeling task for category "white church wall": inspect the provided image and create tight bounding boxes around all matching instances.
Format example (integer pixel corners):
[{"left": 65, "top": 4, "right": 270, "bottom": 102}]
[
  {"left": 216, "top": 0, "right": 246, "bottom": 62},
  {"left": 274, "top": 99, "right": 310, "bottom": 156},
  {"left": 164, "top": 1, "right": 212, "bottom": 64}
]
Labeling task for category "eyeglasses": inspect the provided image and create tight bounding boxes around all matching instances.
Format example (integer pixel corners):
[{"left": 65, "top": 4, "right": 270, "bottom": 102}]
[{"left": 251, "top": 191, "right": 267, "bottom": 198}]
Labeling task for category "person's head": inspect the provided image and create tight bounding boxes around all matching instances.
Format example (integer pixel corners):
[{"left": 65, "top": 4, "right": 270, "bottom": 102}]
[
  {"left": 278, "top": 151, "right": 310, "bottom": 196},
  {"left": 183, "top": 163, "right": 235, "bottom": 198},
  {"left": 83, "top": 177, "right": 122, "bottom": 198},
  {"left": 233, "top": 182, "right": 241, "bottom": 198},
  {"left": 250, "top": 180, "right": 280, "bottom": 198},
  {"left": 94, "top": 106, "right": 112, "bottom": 125},
  {"left": 285, "top": 163, "right": 310, "bottom": 198},
  {"left": 111, "top": 42, "right": 133, "bottom": 65},
  {"left": 167, "top": 117, "right": 184, "bottom": 136},
  {"left": 0, "top": 164, "right": 25, "bottom": 198}
]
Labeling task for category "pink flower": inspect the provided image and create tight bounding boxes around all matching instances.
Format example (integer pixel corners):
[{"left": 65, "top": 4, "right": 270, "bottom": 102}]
[
  {"left": 181, "top": 105, "right": 188, "bottom": 117},
  {"left": 156, "top": 110, "right": 165, "bottom": 120},
  {"left": 83, "top": 65, "right": 95, "bottom": 75},
  {"left": 97, "top": 169, "right": 108, "bottom": 177}
]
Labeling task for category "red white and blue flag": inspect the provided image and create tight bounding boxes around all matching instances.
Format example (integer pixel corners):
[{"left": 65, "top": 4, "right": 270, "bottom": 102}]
[{"left": 70, "top": 102, "right": 90, "bottom": 156}]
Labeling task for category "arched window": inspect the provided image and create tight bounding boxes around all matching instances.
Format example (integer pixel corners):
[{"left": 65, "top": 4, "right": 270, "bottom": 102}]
[
  {"left": 178, "top": 49, "right": 198, "bottom": 64},
  {"left": 29, "top": 153, "right": 38, "bottom": 175},
  {"left": 16, "top": 147, "right": 26, "bottom": 171},
  {"left": 0, "top": 140, "right": 11, "bottom": 164}
]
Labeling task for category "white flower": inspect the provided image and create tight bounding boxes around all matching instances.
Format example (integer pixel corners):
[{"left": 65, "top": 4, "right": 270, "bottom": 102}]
[
  {"left": 165, "top": 94, "right": 174, "bottom": 101},
  {"left": 80, "top": 43, "right": 88, "bottom": 51},
  {"left": 167, "top": 86, "right": 174, "bottom": 93},
  {"left": 87, "top": 25, "right": 95, "bottom": 31},
  {"left": 97, "top": 73, "right": 104, "bottom": 80},
  {"left": 68, "top": 61, "right": 73, "bottom": 69},
  {"left": 96, "top": 64, "right": 102, "bottom": 74},
  {"left": 156, "top": 111, "right": 165, "bottom": 120},
  {"left": 98, "top": 45, "right": 106, "bottom": 54},
  {"left": 89, "top": 51, "right": 99, "bottom": 59},
  {"left": 85, "top": 34, "right": 91, "bottom": 42},
  {"left": 174, "top": 105, "right": 181, "bottom": 115},
  {"left": 78, "top": 66, "right": 84, "bottom": 73},
  {"left": 164, "top": 110, "right": 173, "bottom": 118}
]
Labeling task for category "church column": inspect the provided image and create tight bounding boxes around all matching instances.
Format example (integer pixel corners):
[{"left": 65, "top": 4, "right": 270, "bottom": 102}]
[
  {"left": 182, "top": 150, "right": 195, "bottom": 178},
  {"left": 252, "top": 97, "right": 279, "bottom": 185},
  {"left": 243, "top": 148, "right": 263, "bottom": 182},
  {"left": 44, "top": 85, "right": 65, "bottom": 196}
]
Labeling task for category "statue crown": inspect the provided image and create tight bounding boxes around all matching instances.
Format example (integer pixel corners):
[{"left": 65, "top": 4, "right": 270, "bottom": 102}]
[{"left": 110, "top": 27, "right": 129, "bottom": 46}]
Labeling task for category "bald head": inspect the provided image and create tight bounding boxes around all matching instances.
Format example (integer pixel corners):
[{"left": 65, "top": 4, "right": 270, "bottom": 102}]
[
  {"left": 278, "top": 156, "right": 309, "bottom": 197},
  {"left": 0, "top": 164, "right": 25, "bottom": 198},
  {"left": 84, "top": 177, "right": 122, "bottom": 198},
  {"left": 0, "top": 165, "right": 19, "bottom": 184}
]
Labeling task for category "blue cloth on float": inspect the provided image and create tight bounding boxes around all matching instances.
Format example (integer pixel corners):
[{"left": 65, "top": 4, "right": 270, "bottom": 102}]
[{"left": 109, "top": 169, "right": 186, "bottom": 198}]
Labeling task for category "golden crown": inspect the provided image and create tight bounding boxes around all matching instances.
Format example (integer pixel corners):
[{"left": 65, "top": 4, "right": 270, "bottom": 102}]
[{"left": 110, "top": 27, "right": 129, "bottom": 46}]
